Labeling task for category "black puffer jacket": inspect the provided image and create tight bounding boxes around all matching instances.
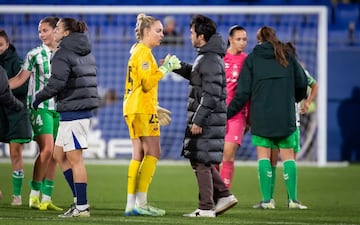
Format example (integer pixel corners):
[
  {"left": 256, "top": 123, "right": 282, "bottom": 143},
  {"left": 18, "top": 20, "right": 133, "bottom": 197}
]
[
  {"left": 174, "top": 33, "right": 227, "bottom": 164},
  {"left": 36, "top": 32, "right": 100, "bottom": 112}
]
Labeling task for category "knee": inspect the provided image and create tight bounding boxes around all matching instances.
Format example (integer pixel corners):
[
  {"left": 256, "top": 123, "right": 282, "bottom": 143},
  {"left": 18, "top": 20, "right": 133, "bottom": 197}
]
[
  {"left": 53, "top": 151, "right": 64, "bottom": 164},
  {"left": 40, "top": 148, "right": 53, "bottom": 159}
]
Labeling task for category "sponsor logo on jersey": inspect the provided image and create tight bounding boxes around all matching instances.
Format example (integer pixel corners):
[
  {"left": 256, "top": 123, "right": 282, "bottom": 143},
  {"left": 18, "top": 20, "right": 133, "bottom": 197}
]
[{"left": 142, "top": 61, "right": 149, "bottom": 70}]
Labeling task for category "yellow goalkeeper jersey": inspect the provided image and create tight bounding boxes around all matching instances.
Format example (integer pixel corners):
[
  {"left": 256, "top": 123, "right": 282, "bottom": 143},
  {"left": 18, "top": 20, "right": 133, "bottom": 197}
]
[{"left": 123, "top": 43, "right": 164, "bottom": 116}]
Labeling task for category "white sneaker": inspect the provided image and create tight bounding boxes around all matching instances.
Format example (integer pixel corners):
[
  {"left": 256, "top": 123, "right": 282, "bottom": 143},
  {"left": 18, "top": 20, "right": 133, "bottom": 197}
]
[
  {"left": 288, "top": 200, "right": 308, "bottom": 209},
  {"left": 214, "top": 194, "right": 238, "bottom": 215},
  {"left": 133, "top": 204, "right": 165, "bottom": 216},
  {"left": 70, "top": 208, "right": 90, "bottom": 217},
  {"left": 252, "top": 200, "right": 275, "bottom": 209},
  {"left": 253, "top": 198, "right": 276, "bottom": 209},
  {"left": 59, "top": 207, "right": 90, "bottom": 217},
  {"left": 11, "top": 195, "right": 22, "bottom": 206},
  {"left": 183, "top": 208, "right": 216, "bottom": 218},
  {"left": 58, "top": 204, "right": 76, "bottom": 217}
]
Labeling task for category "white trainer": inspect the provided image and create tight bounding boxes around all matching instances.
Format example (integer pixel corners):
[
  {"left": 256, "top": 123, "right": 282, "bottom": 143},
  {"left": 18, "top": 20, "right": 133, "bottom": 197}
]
[
  {"left": 288, "top": 200, "right": 308, "bottom": 209},
  {"left": 214, "top": 194, "right": 238, "bottom": 215},
  {"left": 11, "top": 195, "right": 22, "bottom": 206},
  {"left": 253, "top": 198, "right": 276, "bottom": 209},
  {"left": 183, "top": 208, "right": 216, "bottom": 218}
]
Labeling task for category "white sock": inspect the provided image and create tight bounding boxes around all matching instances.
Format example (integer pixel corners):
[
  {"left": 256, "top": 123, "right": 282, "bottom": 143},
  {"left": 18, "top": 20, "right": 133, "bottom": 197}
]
[
  {"left": 135, "top": 192, "right": 147, "bottom": 207},
  {"left": 30, "top": 190, "right": 40, "bottom": 197},
  {"left": 76, "top": 204, "right": 89, "bottom": 211},
  {"left": 41, "top": 194, "right": 51, "bottom": 202},
  {"left": 125, "top": 194, "right": 136, "bottom": 211}
]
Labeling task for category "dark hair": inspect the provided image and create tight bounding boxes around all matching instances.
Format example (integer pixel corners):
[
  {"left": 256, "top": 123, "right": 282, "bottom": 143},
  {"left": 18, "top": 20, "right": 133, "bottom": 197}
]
[
  {"left": 285, "top": 41, "right": 297, "bottom": 57},
  {"left": 0, "top": 29, "right": 10, "bottom": 43},
  {"left": 190, "top": 14, "right": 216, "bottom": 42},
  {"left": 257, "top": 26, "right": 288, "bottom": 67},
  {"left": 227, "top": 25, "right": 246, "bottom": 46},
  {"left": 40, "top": 16, "right": 60, "bottom": 29},
  {"left": 228, "top": 25, "right": 245, "bottom": 36},
  {"left": 60, "top": 18, "right": 87, "bottom": 33}
]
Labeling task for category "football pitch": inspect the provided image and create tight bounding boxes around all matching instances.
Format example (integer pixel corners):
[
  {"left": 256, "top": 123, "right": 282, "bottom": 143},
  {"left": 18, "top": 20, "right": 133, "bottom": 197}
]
[{"left": 0, "top": 161, "right": 359, "bottom": 225}]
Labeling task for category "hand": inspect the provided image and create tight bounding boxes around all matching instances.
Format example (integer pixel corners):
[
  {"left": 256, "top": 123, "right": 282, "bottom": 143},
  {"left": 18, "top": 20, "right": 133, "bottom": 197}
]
[
  {"left": 159, "top": 55, "right": 181, "bottom": 75},
  {"left": 157, "top": 105, "right": 171, "bottom": 126},
  {"left": 300, "top": 101, "right": 310, "bottom": 114},
  {"left": 32, "top": 99, "right": 40, "bottom": 110},
  {"left": 191, "top": 123, "right": 202, "bottom": 135}
]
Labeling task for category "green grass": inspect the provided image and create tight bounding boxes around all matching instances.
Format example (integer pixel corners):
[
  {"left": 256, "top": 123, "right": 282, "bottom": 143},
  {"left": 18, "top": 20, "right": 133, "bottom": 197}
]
[{"left": 0, "top": 162, "right": 359, "bottom": 225}]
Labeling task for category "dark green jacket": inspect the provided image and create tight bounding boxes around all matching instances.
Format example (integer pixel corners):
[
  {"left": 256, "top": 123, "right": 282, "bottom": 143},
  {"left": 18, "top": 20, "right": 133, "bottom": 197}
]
[
  {"left": 0, "top": 66, "right": 23, "bottom": 111},
  {"left": 0, "top": 44, "right": 27, "bottom": 103},
  {"left": 0, "top": 44, "right": 32, "bottom": 142},
  {"left": 227, "top": 42, "right": 307, "bottom": 138}
]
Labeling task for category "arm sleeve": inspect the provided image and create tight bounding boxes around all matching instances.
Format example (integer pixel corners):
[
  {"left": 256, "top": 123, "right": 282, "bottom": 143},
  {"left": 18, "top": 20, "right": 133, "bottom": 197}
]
[
  {"left": 0, "top": 70, "right": 23, "bottom": 111},
  {"left": 293, "top": 57, "right": 308, "bottom": 102},
  {"left": 304, "top": 68, "right": 317, "bottom": 86},
  {"left": 227, "top": 57, "right": 252, "bottom": 119},
  {"left": 173, "top": 61, "right": 193, "bottom": 80},
  {"left": 192, "top": 58, "right": 224, "bottom": 126},
  {"left": 35, "top": 53, "right": 70, "bottom": 103}
]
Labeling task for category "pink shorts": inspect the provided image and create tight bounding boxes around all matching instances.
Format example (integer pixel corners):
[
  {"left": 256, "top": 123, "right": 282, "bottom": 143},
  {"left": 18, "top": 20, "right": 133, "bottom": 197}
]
[{"left": 225, "top": 113, "right": 247, "bottom": 145}]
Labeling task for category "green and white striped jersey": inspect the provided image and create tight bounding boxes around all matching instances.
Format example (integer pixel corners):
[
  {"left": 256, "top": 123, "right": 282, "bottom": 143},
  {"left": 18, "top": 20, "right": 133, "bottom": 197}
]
[
  {"left": 304, "top": 68, "right": 316, "bottom": 86},
  {"left": 23, "top": 44, "right": 56, "bottom": 110}
]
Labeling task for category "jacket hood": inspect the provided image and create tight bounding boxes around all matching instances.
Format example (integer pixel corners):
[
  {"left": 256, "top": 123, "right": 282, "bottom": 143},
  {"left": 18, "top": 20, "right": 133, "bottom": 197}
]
[
  {"left": 197, "top": 33, "right": 226, "bottom": 57},
  {"left": 59, "top": 32, "right": 91, "bottom": 56},
  {"left": 253, "top": 41, "right": 275, "bottom": 59},
  {"left": 0, "top": 44, "right": 17, "bottom": 61}
]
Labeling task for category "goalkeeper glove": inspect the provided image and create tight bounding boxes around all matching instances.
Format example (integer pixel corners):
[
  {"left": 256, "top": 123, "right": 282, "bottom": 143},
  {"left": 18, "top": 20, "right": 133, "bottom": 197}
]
[
  {"left": 157, "top": 105, "right": 172, "bottom": 126},
  {"left": 159, "top": 55, "right": 181, "bottom": 75}
]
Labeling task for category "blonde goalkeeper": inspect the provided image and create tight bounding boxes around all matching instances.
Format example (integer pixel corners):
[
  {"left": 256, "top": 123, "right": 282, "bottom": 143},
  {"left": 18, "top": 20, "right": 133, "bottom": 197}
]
[{"left": 123, "top": 13, "right": 180, "bottom": 217}]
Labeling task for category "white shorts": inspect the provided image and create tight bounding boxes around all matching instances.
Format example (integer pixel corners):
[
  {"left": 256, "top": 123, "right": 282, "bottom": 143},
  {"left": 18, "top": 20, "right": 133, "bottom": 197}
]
[{"left": 55, "top": 118, "right": 90, "bottom": 152}]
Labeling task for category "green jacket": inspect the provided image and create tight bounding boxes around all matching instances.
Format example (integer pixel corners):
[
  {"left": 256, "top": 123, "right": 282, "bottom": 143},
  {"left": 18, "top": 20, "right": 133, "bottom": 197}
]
[
  {"left": 0, "top": 44, "right": 32, "bottom": 142},
  {"left": 227, "top": 42, "right": 307, "bottom": 138},
  {"left": 0, "top": 44, "right": 27, "bottom": 103}
]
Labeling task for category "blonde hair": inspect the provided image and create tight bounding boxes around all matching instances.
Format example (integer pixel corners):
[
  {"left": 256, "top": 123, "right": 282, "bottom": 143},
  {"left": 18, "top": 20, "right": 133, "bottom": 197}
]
[{"left": 134, "top": 13, "right": 159, "bottom": 42}]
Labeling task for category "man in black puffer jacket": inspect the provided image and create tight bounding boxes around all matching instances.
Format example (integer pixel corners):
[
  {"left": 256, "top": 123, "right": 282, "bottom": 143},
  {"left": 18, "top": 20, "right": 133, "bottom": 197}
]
[{"left": 173, "top": 15, "right": 238, "bottom": 218}]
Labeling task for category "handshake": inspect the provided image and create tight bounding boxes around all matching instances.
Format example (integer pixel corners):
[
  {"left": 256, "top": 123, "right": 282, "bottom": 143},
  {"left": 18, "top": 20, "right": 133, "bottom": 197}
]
[
  {"left": 159, "top": 55, "right": 181, "bottom": 75},
  {"left": 157, "top": 105, "right": 171, "bottom": 126}
]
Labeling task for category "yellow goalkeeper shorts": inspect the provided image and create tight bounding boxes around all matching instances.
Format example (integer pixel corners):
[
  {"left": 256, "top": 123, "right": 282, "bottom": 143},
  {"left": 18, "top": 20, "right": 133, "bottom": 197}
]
[{"left": 124, "top": 114, "right": 160, "bottom": 139}]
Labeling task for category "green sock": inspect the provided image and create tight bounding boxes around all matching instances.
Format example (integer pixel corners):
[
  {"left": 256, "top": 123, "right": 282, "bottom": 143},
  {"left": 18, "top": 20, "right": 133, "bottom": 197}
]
[
  {"left": 41, "top": 179, "right": 55, "bottom": 197},
  {"left": 30, "top": 180, "right": 42, "bottom": 191},
  {"left": 258, "top": 159, "right": 272, "bottom": 202},
  {"left": 283, "top": 160, "right": 297, "bottom": 201},
  {"left": 12, "top": 170, "right": 24, "bottom": 196},
  {"left": 270, "top": 166, "right": 277, "bottom": 199}
]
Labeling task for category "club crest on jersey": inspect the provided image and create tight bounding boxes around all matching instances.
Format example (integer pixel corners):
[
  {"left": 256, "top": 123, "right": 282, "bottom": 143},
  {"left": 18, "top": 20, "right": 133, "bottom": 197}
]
[{"left": 142, "top": 61, "right": 150, "bottom": 70}]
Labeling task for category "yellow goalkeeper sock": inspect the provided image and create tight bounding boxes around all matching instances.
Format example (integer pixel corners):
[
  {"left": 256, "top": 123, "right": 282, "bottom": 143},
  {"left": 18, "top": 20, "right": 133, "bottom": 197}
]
[
  {"left": 126, "top": 160, "right": 141, "bottom": 211},
  {"left": 137, "top": 155, "right": 158, "bottom": 193},
  {"left": 127, "top": 159, "right": 141, "bottom": 195}
]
